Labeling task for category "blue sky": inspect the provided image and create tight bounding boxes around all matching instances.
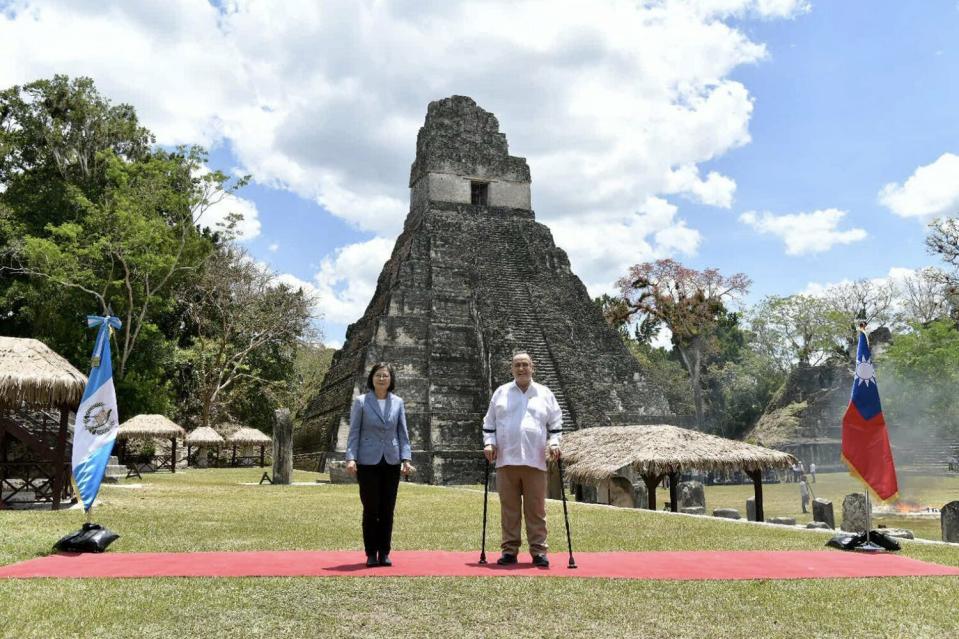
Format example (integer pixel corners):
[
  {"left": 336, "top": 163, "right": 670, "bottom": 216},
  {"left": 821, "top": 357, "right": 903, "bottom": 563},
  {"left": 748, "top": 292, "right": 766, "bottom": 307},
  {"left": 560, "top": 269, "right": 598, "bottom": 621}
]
[{"left": 2, "top": 1, "right": 958, "bottom": 346}]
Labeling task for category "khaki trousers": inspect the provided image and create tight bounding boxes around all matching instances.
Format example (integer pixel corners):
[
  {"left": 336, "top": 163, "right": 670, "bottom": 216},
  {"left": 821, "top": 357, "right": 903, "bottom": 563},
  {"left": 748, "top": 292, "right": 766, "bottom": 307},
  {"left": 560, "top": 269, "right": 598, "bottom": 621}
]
[{"left": 497, "top": 464, "right": 548, "bottom": 556}]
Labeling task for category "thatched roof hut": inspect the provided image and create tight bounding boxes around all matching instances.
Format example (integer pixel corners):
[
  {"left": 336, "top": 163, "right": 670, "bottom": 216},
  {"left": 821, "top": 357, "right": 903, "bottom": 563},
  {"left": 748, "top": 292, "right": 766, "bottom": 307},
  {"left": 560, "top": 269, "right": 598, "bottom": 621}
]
[
  {"left": 0, "top": 336, "right": 87, "bottom": 409},
  {"left": 563, "top": 424, "right": 796, "bottom": 482},
  {"left": 185, "top": 426, "right": 225, "bottom": 447},
  {"left": 220, "top": 424, "right": 271, "bottom": 468},
  {"left": 0, "top": 337, "right": 85, "bottom": 509},
  {"left": 562, "top": 425, "right": 797, "bottom": 521},
  {"left": 225, "top": 426, "right": 271, "bottom": 445},
  {"left": 118, "top": 414, "right": 186, "bottom": 440}
]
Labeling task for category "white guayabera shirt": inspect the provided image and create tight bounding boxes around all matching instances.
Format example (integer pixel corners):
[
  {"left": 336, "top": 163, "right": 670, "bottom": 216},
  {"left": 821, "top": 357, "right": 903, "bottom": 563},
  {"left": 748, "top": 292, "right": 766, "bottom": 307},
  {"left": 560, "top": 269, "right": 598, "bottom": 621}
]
[{"left": 482, "top": 381, "right": 562, "bottom": 472}]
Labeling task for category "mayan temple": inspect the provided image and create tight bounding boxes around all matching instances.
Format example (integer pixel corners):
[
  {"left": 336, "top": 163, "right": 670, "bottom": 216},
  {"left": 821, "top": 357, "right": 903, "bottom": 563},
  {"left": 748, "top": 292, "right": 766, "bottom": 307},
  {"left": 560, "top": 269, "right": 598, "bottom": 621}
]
[{"left": 298, "top": 96, "right": 672, "bottom": 484}]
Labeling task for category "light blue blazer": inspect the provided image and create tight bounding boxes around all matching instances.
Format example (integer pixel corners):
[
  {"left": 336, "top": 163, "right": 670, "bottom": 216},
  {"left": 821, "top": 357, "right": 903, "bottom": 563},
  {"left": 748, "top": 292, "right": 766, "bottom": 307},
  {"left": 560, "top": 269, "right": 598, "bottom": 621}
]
[{"left": 345, "top": 392, "right": 412, "bottom": 465}]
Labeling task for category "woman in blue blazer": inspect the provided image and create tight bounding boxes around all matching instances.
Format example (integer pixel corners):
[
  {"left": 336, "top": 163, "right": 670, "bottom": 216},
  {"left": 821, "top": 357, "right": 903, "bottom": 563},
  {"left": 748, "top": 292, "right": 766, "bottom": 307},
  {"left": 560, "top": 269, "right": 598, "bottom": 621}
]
[{"left": 345, "top": 362, "right": 414, "bottom": 567}]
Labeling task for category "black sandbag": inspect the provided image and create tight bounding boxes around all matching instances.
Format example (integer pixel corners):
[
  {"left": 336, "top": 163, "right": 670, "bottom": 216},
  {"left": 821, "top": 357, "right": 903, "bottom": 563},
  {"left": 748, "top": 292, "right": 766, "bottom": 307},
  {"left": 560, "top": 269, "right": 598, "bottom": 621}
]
[
  {"left": 825, "top": 530, "right": 901, "bottom": 552},
  {"left": 54, "top": 522, "right": 119, "bottom": 553},
  {"left": 869, "top": 530, "right": 902, "bottom": 551},
  {"left": 826, "top": 532, "right": 865, "bottom": 550}
]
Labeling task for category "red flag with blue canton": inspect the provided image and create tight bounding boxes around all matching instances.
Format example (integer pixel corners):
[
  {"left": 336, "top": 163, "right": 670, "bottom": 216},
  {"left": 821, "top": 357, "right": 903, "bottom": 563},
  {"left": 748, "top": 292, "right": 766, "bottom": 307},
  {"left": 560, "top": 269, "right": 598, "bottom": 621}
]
[{"left": 841, "top": 328, "right": 898, "bottom": 501}]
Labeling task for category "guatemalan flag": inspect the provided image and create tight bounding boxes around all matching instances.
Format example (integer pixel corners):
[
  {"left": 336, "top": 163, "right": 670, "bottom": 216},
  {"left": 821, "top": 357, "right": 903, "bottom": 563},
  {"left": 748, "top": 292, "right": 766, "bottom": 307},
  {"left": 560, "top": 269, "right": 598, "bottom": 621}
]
[
  {"left": 841, "top": 327, "right": 898, "bottom": 501},
  {"left": 72, "top": 315, "right": 122, "bottom": 511}
]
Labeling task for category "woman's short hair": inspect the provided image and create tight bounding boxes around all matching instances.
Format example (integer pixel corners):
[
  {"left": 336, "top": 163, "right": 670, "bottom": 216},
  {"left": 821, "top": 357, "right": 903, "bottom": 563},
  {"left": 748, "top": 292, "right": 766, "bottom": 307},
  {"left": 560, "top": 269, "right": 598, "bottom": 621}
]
[{"left": 366, "top": 362, "right": 396, "bottom": 393}]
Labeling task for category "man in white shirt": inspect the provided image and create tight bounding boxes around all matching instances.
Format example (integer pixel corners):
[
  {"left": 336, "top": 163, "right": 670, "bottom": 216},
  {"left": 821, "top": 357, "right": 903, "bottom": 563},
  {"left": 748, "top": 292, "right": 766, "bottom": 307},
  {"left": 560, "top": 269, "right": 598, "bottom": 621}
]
[{"left": 483, "top": 351, "right": 562, "bottom": 567}]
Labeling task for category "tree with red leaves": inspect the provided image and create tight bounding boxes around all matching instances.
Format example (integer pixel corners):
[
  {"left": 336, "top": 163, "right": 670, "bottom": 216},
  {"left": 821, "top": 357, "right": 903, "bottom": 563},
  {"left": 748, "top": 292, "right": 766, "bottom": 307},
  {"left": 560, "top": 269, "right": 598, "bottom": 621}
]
[{"left": 617, "top": 259, "right": 751, "bottom": 428}]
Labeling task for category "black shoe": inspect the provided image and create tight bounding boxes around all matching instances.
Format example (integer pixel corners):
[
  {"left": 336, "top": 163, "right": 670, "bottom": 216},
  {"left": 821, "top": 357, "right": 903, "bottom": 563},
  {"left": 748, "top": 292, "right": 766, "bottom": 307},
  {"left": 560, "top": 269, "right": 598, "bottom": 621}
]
[
  {"left": 378, "top": 552, "right": 392, "bottom": 567},
  {"left": 496, "top": 553, "right": 518, "bottom": 565},
  {"left": 366, "top": 555, "right": 378, "bottom": 568},
  {"left": 532, "top": 554, "right": 550, "bottom": 568}
]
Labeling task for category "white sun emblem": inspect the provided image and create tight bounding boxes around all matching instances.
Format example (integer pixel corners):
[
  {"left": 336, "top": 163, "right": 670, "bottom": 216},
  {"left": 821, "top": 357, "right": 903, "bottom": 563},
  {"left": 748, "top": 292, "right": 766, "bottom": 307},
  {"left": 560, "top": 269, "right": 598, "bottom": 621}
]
[{"left": 855, "top": 358, "right": 876, "bottom": 387}]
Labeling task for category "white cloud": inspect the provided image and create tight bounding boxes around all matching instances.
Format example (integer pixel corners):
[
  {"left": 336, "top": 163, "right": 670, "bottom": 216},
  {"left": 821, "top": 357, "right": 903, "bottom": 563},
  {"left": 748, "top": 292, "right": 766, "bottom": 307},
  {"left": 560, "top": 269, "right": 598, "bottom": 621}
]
[
  {"left": 878, "top": 153, "right": 959, "bottom": 219},
  {"left": 550, "top": 196, "right": 701, "bottom": 292},
  {"left": 268, "top": 243, "right": 279, "bottom": 252},
  {"left": 0, "top": 0, "right": 811, "bottom": 334},
  {"left": 739, "top": 208, "right": 867, "bottom": 255},
  {"left": 200, "top": 190, "right": 262, "bottom": 241},
  {"left": 311, "top": 237, "right": 394, "bottom": 325},
  {"left": 663, "top": 165, "right": 737, "bottom": 208}
]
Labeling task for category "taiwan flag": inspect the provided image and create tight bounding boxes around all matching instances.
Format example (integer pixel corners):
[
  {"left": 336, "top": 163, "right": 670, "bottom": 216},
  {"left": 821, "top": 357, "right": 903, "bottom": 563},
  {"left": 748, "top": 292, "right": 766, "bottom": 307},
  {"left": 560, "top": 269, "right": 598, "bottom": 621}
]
[{"left": 841, "top": 328, "right": 898, "bottom": 501}]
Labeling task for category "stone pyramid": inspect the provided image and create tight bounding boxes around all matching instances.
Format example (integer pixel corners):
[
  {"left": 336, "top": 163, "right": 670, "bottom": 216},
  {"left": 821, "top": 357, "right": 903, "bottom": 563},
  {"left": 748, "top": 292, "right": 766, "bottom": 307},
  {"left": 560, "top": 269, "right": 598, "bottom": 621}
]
[{"left": 298, "top": 96, "right": 672, "bottom": 484}]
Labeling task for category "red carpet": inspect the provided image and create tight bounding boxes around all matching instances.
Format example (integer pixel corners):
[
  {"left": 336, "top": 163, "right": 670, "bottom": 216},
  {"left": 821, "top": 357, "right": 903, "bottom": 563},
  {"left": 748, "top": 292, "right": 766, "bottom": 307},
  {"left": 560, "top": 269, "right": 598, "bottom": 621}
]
[{"left": 2, "top": 550, "right": 958, "bottom": 580}]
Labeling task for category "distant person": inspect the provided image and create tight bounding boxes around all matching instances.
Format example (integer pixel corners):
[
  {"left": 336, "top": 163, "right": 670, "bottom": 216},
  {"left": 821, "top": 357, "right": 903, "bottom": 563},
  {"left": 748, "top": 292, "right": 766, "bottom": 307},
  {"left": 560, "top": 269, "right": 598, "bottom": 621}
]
[
  {"left": 809, "top": 462, "right": 817, "bottom": 483},
  {"left": 483, "top": 351, "right": 562, "bottom": 567},
  {"left": 799, "top": 475, "right": 810, "bottom": 514},
  {"left": 345, "top": 362, "right": 414, "bottom": 567}
]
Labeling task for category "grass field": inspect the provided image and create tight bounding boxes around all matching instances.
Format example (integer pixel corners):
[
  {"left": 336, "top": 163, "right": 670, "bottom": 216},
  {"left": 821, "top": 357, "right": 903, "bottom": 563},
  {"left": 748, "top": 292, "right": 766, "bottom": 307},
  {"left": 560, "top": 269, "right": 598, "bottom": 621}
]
[{"left": 1, "top": 468, "right": 957, "bottom": 639}]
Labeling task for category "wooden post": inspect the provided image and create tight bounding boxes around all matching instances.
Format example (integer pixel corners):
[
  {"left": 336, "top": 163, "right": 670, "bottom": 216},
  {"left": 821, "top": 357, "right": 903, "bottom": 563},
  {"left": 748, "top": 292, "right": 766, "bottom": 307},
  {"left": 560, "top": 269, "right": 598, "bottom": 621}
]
[
  {"left": 231, "top": 444, "right": 237, "bottom": 466},
  {"left": 272, "top": 408, "right": 293, "bottom": 484},
  {"left": 186, "top": 444, "right": 192, "bottom": 467},
  {"left": 259, "top": 445, "right": 265, "bottom": 468},
  {"left": 51, "top": 405, "right": 70, "bottom": 510},
  {"left": 171, "top": 437, "right": 177, "bottom": 473},
  {"left": 748, "top": 469, "right": 764, "bottom": 522},
  {"left": 643, "top": 473, "right": 664, "bottom": 510},
  {"left": 668, "top": 470, "right": 679, "bottom": 513}
]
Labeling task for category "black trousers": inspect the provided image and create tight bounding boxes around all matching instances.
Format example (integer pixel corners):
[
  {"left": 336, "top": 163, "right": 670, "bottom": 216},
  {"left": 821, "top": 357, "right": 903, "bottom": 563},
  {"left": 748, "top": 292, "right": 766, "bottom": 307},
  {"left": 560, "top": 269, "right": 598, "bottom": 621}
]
[{"left": 357, "top": 458, "right": 401, "bottom": 556}]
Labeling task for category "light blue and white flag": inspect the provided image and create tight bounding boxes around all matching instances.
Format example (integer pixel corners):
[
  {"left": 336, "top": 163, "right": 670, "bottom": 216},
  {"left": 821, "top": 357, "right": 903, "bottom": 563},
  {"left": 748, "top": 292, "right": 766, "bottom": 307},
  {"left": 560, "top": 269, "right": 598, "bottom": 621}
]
[{"left": 72, "top": 315, "right": 122, "bottom": 511}]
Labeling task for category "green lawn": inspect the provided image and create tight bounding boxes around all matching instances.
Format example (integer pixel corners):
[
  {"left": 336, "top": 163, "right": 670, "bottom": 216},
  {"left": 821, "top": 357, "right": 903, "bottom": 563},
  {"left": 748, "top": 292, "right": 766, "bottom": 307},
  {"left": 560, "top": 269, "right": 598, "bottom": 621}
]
[{"left": 1, "top": 468, "right": 958, "bottom": 639}]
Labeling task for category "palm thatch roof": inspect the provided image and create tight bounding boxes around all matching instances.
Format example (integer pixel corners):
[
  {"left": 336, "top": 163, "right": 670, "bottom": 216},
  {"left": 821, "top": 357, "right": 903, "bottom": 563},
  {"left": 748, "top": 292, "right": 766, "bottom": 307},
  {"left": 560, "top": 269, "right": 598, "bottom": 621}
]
[
  {"left": 118, "top": 414, "right": 186, "bottom": 439},
  {"left": 0, "top": 337, "right": 87, "bottom": 409},
  {"left": 224, "top": 426, "right": 271, "bottom": 445},
  {"left": 185, "top": 426, "right": 225, "bottom": 447},
  {"left": 562, "top": 425, "right": 797, "bottom": 483}
]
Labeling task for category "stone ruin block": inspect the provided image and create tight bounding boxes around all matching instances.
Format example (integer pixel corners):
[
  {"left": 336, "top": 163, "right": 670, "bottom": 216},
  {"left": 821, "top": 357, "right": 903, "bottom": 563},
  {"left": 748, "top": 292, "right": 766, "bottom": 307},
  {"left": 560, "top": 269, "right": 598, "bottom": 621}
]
[
  {"left": 842, "top": 493, "right": 868, "bottom": 533},
  {"left": 813, "top": 497, "right": 835, "bottom": 529},
  {"left": 878, "top": 527, "right": 914, "bottom": 540},
  {"left": 713, "top": 508, "right": 741, "bottom": 520},
  {"left": 632, "top": 481, "right": 649, "bottom": 509},
  {"left": 942, "top": 500, "right": 959, "bottom": 543},
  {"left": 767, "top": 516, "right": 797, "bottom": 526},
  {"left": 746, "top": 496, "right": 757, "bottom": 522},
  {"left": 677, "top": 480, "right": 706, "bottom": 511}
]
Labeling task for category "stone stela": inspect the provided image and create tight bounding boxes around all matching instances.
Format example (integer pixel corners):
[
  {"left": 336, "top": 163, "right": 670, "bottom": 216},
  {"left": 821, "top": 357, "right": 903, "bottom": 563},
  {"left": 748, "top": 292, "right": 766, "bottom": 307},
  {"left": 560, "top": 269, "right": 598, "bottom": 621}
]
[{"left": 298, "top": 96, "right": 672, "bottom": 484}]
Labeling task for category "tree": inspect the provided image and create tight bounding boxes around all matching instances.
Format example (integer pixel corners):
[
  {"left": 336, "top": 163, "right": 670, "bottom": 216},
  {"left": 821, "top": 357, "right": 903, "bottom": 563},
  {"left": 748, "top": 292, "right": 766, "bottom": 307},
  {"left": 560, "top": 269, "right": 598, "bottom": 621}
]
[
  {"left": 1, "top": 76, "right": 252, "bottom": 417},
  {"left": 825, "top": 278, "right": 897, "bottom": 331},
  {"left": 880, "top": 319, "right": 959, "bottom": 439},
  {"left": 895, "top": 267, "right": 952, "bottom": 325},
  {"left": 617, "top": 259, "right": 751, "bottom": 428},
  {"left": 927, "top": 216, "right": 959, "bottom": 273},
  {"left": 10, "top": 148, "right": 238, "bottom": 377},
  {"left": 749, "top": 294, "right": 847, "bottom": 371},
  {"left": 178, "top": 245, "right": 313, "bottom": 430},
  {"left": 926, "top": 216, "right": 959, "bottom": 324}
]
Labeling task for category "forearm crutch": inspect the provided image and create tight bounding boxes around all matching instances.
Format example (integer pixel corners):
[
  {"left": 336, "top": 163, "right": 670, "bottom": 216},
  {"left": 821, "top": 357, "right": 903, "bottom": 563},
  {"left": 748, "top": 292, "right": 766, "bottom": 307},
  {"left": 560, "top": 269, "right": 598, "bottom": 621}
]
[
  {"left": 479, "top": 457, "right": 490, "bottom": 564},
  {"left": 557, "top": 457, "right": 577, "bottom": 568}
]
